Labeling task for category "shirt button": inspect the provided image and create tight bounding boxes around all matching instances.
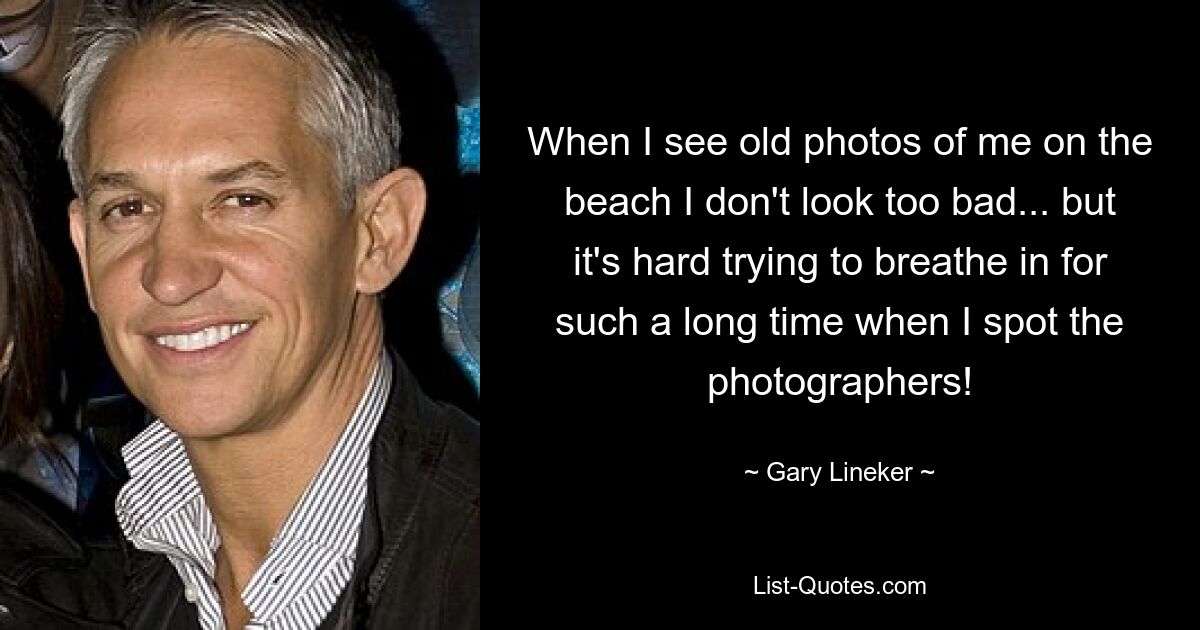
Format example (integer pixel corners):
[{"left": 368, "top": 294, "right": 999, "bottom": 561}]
[{"left": 183, "top": 586, "right": 198, "bottom": 603}]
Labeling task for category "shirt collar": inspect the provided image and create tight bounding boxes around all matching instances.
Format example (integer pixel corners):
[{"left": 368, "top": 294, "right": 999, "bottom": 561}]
[{"left": 115, "top": 351, "right": 393, "bottom": 628}]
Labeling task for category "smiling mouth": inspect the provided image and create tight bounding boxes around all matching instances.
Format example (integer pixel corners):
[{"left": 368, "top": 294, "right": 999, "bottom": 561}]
[{"left": 153, "top": 322, "right": 254, "bottom": 352}]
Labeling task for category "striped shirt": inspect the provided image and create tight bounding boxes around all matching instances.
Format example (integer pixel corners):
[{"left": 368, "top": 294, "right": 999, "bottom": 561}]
[{"left": 116, "top": 353, "right": 393, "bottom": 630}]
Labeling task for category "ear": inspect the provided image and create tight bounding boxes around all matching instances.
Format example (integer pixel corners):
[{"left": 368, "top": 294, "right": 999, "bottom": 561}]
[
  {"left": 355, "top": 167, "right": 426, "bottom": 294},
  {"left": 68, "top": 198, "right": 96, "bottom": 311}
]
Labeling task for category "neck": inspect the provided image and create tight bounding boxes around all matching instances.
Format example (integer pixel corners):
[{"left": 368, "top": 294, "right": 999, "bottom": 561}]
[{"left": 182, "top": 302, "right": 384, "bottom": 590}]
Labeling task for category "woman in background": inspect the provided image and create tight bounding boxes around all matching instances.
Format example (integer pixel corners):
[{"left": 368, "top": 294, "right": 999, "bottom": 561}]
[
  {"left": 0, "top": 94, "right": 128, "bottom": 629},
  {"left": 0, "top": 84, "right": 71, "bottom": 499}
]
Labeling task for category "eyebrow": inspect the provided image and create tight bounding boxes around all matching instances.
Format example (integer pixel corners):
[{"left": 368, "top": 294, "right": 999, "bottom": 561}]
[
  {"left": 207, "top": 160, "right": 289, "bottom": 184},
  {"left": 85, "top": 171, "right": 139, "bottom": 198},
  {"left": 84, "top": 160, "right": 289, "bottom": 198}
]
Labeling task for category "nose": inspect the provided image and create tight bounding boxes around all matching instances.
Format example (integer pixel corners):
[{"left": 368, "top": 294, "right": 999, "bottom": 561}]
[{"left": 141, "top": 209, "right": 223, "bottom": 306}]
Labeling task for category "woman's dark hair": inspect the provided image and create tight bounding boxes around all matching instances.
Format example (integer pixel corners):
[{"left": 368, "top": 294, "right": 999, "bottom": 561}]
[{"left": 0, "top": 98, "right": 63, "bottom": 447}]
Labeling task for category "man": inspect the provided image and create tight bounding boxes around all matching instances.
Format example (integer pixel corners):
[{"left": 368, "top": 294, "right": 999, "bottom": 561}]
[{"left": 61, "top": 1, "right": 479, "bottom": 628}]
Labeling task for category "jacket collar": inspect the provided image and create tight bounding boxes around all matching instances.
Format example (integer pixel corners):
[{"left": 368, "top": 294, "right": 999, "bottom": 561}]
[
  {"left": 358, "top": 348, "right": 446, "bottom": 598},
  {"left": 329, "top": 347, "right": 477, "bottom": 626}
]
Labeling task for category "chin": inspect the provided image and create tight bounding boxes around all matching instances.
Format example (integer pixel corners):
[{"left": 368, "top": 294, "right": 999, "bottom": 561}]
[
  {"left": 159, "top": 418, "right": 247, "bottom": 441},
  {"left": 156, "top": 414, "right": 247, "bottom": 441},
  {"left": 143, "top": 392, "right": 257, "bottom": 441}
]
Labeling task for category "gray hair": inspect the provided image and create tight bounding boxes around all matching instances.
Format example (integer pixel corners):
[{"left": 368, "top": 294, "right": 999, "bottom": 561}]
[{"left": 60, "top": 0, "right": 401, "bottom": 209}]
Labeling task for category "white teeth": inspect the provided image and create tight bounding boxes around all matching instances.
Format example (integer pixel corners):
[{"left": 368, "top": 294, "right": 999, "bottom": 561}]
[{"left": 154, "top": 322, "right": 253, "bottom": 352}]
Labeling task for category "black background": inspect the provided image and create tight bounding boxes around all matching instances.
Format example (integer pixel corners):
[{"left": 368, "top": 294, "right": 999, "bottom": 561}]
[{"left": 491, "top": 7, "right": 1187, "bottom": 625}]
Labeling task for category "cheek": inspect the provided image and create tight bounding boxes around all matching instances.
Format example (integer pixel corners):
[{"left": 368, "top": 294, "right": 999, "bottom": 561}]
[
  {"left": 88, "top": 249, "right": 142, "bottom": 318},
  {"left": 243, "top": 217, "right": 358, "bottom": 291},
  {"left": 85, "top": 226, "right": 148, "bottom": 298},
  {"left": 223, "top": 235, "right": 345, "bottom": 326}
]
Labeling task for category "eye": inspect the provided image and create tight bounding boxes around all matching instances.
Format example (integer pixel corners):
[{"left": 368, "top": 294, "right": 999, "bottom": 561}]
[
  {"left": 219, "top": 193, "right": 272, "bottom": 210},
  {"left": 101, "top": 199, "right": 148, "bottom": 220}
]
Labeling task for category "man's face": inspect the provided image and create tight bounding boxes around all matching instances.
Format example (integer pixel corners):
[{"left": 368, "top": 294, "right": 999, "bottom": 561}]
[{"left": 70, "top": 35, "right": 365, "bottom": 439}]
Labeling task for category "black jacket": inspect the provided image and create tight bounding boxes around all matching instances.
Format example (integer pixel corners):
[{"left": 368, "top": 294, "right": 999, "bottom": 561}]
[
  {"left": 125, "top": 350, "right": 480, "bottom": 629},
  {"left": 0, "top": 471, "right": 129, "bottom": 629}
]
